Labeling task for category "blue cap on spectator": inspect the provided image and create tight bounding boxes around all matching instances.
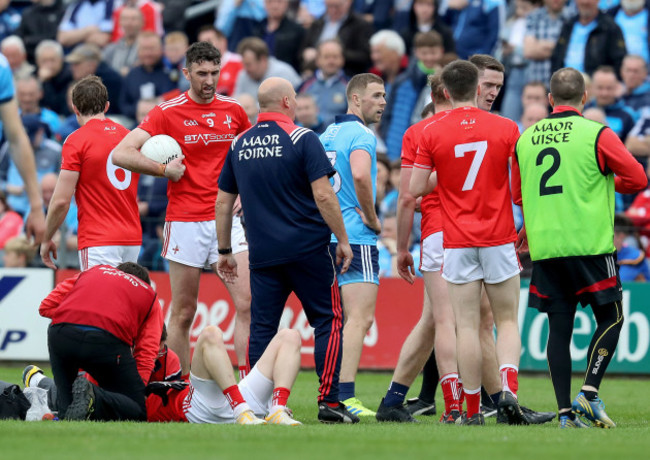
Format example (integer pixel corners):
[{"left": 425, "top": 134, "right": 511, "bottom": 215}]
[{"left": 21, "top": 114, "right": 51, "bottom": 143}]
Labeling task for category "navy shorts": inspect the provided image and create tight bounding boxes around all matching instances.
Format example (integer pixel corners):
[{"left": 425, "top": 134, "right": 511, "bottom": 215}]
[
  {"left": 329, "top": 243, "right": 379, "bottom": 286},
  {"left": 529, "top": 253, "right": 622, "bottom": 313}
]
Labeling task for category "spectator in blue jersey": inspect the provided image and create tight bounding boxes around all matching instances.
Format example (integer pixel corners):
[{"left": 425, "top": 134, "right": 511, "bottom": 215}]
[
  {"left": 399, "top": 0, "right": 455, "bottom": 56},
  {"left": 249, "top": 0, "right": 305, "bottom": 72},
  {"left": 215, "top": 0, "right": 266, "bottom": 51},
  {"left": 298, "top": 39, "right": 348, "bottom": 126},
  {"left": 524, "top": 0, "right": 570, "bottom": 86},
  {"left": 614, "top": 214, "right": 650, "bottom": 281},
  {"left": 0, "top": 0, "right": 21, "bottom": 43},
  {"left": 439, "top": 0, "right": 505, "bottom": 59},
  {"left": 551, "top": 0, "right": 627, "bottom": 77},
  {"left": 0, "top": 54, "right": 45, "bottom": 243},
  {"left": 585, "top": 66, "right": 637, "bottom": 141},
  {"left": 319, "top": 73, "right": 386, "bottom": 417},
  {"left": 608, "top": 0, "right": 650, "bottom": 65},
  {"left": 621, "top": 55, "right": 650, "bottom": 111},
  {"left": 15, "top": 0, "right": 65, "bottom": 64},
  {"left": 120, "top": 32, "right": 175, "bottom": 120},
  {"left": 380, "top": 31, "right": 443, "bottom": 160},
  {"left": 215, "top": 77, "right": 357, "bottom": 424},
  {"left": 57, "top": 0, "right": 115, "bottom": 49}
]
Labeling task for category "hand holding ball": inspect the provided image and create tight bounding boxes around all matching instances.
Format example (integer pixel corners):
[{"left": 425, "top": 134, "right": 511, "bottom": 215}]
[
  {"left": 141, "top": 135, "right": 185, "bottom": 182},
  {"left": 140, "top": 135, "right": 182, "bottom": 165}
]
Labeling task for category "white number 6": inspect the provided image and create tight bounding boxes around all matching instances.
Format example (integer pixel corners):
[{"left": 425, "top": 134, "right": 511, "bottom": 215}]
[{"left": 106, "top": 150, "right": 132, "bottom": 190}]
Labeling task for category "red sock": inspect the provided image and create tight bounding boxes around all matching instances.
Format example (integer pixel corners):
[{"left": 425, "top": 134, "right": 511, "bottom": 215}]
[
  {"left": 181, "top": 372, "right": 190, "bottom": 382},
  {"left": 238, "top": 366, "right": 249, "bottom": 380},
  {"left": 465, "top": 388, "right": 481, "bottom": 418},
  {"left": 440, "top": 373, "right": 460, "bottom": 414},
  {"left": 223, "top": 385, "right": 246, "bottom": 410},
  {"left": 272, "top": 387, "right": 291, "bottom": 407},
  {"left": 500, "top": 365, "right": 519, "bottom": 397},
  {"left": 458, "top": 379, "right": 465, "bottom": 412}
]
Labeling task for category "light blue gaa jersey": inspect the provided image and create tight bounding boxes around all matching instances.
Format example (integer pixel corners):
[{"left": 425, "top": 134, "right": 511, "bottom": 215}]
[
  {"left": 320, "top": 114, "right": 378, "bottom": 246},
  {"left": 0, "top": 53, "right": 15, "bottom": 136}
]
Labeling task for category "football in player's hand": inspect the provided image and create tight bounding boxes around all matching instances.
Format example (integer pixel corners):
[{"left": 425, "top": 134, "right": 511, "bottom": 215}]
[{"left": 141, "top": 135, "right": 181, "bottom": 165}]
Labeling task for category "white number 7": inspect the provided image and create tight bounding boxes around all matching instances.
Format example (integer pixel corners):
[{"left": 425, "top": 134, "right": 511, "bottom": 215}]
[{"left": 454, "top": 141, "right": 487, "bottom": 191}]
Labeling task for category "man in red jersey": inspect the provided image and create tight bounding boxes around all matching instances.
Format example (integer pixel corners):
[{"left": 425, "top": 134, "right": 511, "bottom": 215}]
[
  {"left": 113, "top": 41, "right": 253, "bottom": 375},
  {"left": 39, "top": 76, "right": 152, "bottom": 270},
  {"left": 410, "top": 60, "right": 524, "bottom": 426},
  {"left": 377, "top": 76, "right": 460, "bottom": 423},
  {"left": 39, "top": 262, "right": 163, "bottom": 421},
  {"left": 146, "top": 326, "right": 302, "bottom": 425}
]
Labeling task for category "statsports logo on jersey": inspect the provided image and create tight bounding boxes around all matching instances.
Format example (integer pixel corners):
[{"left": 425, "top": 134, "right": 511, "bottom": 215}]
[
  {"left": 139, "top": 92, "right": 251, "bottom": 222},
  {"left": 414, "top": 106, "right": 519, "bottom": 248},
  {"left": 320, "top": 114, "right": 378, "bottom": 246}
]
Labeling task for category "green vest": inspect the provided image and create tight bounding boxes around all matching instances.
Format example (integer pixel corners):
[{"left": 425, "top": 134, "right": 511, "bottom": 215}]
[{"left": 516, "top": 112, "right": 615, "bottom": 261}]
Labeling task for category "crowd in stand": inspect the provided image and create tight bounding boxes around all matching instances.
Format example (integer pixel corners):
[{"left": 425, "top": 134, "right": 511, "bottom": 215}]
[{"left": 0, "top": 0, "right": 649, "bottom": 279}]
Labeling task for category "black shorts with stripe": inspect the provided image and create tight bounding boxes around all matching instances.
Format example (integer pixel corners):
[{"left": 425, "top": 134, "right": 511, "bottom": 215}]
[{"left": 528, "top": 253, "right": 622, "bottom": 313}]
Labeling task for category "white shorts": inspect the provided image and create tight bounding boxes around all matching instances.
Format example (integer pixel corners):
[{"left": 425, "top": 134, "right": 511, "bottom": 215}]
[
  {"left": 183, "top": 367, "right": 274, "bottom": 424},
  {"left": 442, "top": 242, "right": 522, "bottom": 285},
  {"left": 420, "top": 232, "right": 443, "bottom": 273},
  {"left": 161, "top": 217, "right": 247, "bottom": 268},
  {"left": 79, "top": 245, "right": 141, "bottom": 271}
]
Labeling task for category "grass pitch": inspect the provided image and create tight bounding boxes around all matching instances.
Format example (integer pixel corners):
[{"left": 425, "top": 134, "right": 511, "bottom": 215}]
[{"left": 0, "top": 365, "right": 648, "bottom": 460}]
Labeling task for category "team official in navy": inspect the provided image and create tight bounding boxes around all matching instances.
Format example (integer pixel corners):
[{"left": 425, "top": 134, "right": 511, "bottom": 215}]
[{"left": 215, "top": 77, "right": 358, "bottom": 424}]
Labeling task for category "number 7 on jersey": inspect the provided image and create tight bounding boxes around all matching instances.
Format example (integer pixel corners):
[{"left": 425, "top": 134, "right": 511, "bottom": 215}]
[{"left": 454, "top": 141, "right": 487, "bottom": 191}]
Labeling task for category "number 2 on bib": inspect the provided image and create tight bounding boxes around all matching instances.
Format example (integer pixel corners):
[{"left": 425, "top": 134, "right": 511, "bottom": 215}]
[{"left": 454, "top": 141, "right": 487, "bottom": 191}]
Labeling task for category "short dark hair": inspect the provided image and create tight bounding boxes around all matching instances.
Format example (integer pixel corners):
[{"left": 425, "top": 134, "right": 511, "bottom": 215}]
[
  {"left": 427, "top": 73, "right": 446, "bottom": 105},
  {"left": 116, "top": 262, "right": 151, "bottom": 285},
  {"left": 421, "top": 101, "right": 436, "bottom": 118},
  {"left": 468, "top": 54, "right": 505, "bottom": 74},
  {"left": 237, "top": 37, "right": 269, "bottom": 59},
  {"left": 186, "top": 41, "right": 221, "bottom": 68},
  {"left": 440, "top": 60, "right": 479, "bottom": 101},
  {"left": 71, "top": 75, "right": 108, "bottom": 116},
  {"left": 414, "top": 30, "right": 443, "bottom": 49},
  {"left": 346, "top": 73, "right": 384, "bottom": 101},
  {"left": 549, "top": 67, "right": 585, "bottom": 105}
]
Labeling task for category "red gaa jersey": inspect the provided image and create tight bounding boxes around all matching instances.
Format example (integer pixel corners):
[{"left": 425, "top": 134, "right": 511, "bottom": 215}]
[
  {"left": 401, "top": 112, "right": 448, "bottom": 240},
  {"left": 139, "top": 92, "right": 251, "bottom": 221},
  {"left": 61, "top": 118, "right": 141, "bottom": 250},
  {"left": 414, "top": 106, "right": 519, "bottom": 248},
  {"left": 146, "top": 386, "right": 190, "bottom": 423}
]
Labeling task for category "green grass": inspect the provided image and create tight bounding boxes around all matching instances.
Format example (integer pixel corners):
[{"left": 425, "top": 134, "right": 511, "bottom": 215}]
[{"left": 0, "top": 365, "right": 648, "bottom": 459}]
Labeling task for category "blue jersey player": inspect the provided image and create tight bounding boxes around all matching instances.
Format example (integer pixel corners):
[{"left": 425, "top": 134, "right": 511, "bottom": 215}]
[
  {"left": 319, "top": 73, "right": 386, "bottom": 417},
  {"left": 216, "top": 77, "right": 359, "bottom": 424},
  {"left": 0, "top": 53, "right": 45, "bottom": 244}
]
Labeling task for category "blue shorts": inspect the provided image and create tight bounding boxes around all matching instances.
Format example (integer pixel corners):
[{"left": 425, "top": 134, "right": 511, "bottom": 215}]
[{"left": 330, "top": 243, "right": 379, "bottom": 286}]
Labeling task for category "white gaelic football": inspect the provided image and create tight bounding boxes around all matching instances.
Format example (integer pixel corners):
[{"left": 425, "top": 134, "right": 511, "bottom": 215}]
[{"left": 140, "top": 134, "right": 181, "bottom": 164}]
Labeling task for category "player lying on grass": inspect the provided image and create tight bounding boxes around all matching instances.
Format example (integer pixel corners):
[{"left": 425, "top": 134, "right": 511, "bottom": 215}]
[{"left": 24, "top": 326, "right": 303, "bottom": 425}]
